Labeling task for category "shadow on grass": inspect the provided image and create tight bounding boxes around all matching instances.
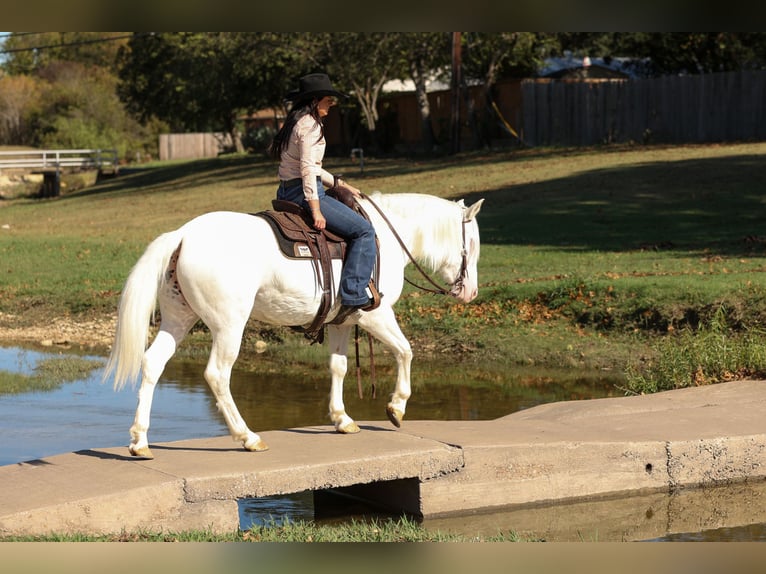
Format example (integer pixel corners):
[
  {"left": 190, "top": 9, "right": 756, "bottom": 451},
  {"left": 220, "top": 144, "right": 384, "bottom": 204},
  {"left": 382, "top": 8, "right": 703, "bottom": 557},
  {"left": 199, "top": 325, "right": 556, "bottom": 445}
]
[
  {"left": 461, "top": 152, "right": 766, "bottom": 256},
  {"left": 65, "top": 154, "right": 270, "bottom": 200}
]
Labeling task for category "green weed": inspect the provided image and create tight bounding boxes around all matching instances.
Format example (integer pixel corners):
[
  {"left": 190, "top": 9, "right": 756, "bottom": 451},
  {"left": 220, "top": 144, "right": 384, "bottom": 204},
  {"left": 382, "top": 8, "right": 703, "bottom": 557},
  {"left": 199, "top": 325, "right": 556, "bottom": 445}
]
[{"left": 623, "top": 305, "right": 766, "bottom": 394}]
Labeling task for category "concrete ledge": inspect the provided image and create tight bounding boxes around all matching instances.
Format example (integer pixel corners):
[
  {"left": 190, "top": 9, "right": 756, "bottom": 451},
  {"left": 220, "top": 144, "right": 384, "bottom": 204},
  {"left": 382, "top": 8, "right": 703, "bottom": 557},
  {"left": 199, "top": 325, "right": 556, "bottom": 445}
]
[
  {"left": 0, "top": 425, "right": 462, "bottom": 536},
  {"left": 416, "top": 440, "right": 669, "bottom": 515},
  {"left": 405, "top": 380, "right": 766, "bottom": 516}
]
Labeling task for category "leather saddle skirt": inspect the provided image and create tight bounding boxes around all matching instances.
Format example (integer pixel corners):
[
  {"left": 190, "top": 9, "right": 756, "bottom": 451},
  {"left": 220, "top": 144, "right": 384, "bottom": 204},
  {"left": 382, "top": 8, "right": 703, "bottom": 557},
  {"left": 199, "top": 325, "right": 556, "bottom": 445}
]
[{"left": 255, "top": 200, "right": 346, "bottom": 261}]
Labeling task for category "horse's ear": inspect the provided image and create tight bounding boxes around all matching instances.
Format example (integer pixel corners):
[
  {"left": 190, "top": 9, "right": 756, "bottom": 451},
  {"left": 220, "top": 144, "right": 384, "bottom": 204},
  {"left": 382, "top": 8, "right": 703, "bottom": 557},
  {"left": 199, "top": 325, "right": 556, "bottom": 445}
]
[{"left": 464, "top": 198, "right": 484, "bottom": 221}]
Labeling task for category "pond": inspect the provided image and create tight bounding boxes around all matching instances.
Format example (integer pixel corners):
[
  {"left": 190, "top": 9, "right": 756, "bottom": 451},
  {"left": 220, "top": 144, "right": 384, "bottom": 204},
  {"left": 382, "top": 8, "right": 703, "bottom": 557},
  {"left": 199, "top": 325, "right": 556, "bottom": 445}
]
[{"left": 1, "top": 344, "right": 764, "bottom": 541}]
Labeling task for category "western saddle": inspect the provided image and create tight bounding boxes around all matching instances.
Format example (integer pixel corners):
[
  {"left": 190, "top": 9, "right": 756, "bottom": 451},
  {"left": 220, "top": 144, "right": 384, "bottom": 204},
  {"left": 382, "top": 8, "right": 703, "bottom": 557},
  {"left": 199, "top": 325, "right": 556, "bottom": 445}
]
[{"left": 254, "top": 192, "right": 380, "bottom": 343}]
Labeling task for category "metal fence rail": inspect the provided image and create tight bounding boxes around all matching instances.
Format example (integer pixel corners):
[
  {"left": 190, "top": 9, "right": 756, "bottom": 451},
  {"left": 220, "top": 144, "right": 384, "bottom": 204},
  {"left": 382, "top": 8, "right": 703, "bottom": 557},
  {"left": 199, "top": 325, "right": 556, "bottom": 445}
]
[{"left": 0, "top": 149, "right": 119, "bottom": 171}]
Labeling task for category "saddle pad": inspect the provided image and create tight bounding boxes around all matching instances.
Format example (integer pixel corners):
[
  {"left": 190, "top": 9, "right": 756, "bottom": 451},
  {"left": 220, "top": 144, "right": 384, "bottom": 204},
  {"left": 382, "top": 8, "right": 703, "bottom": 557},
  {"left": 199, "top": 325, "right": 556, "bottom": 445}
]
[{"left": 254, "top": 211, "right": 346, "bottom": 260}]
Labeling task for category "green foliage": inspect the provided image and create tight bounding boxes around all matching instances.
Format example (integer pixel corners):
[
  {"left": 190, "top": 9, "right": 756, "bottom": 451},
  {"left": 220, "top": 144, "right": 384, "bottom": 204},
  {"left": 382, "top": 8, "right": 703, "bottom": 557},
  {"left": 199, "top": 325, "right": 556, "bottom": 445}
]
[
  {"left": 117, "top": 32, "right": 299, "bottom": 139},
  {"left": 1, "top": 32, "right": 129, "bottom": 76},
  {"left": 554, "top": 32, "right": 766, "bottom": 75},
  {"left": 5, "top": 32, "right": 766, "bottom": 162},
  {"left": 623, "top": 305, "right": 766, "bottom": 394},
  {"left": 241, "top": 125, "right": 276, "bottom": 155}
]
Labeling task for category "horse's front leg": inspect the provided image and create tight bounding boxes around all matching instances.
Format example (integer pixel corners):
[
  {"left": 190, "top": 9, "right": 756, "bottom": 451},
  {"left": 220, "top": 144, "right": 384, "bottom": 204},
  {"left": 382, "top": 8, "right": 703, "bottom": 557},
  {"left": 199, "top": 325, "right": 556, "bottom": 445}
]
[
  {"left": 359, "top": 308, "right": 412, "bottom": 428},
  {"left": 327, "top": 324, "right": 360, "bottom": 433}
]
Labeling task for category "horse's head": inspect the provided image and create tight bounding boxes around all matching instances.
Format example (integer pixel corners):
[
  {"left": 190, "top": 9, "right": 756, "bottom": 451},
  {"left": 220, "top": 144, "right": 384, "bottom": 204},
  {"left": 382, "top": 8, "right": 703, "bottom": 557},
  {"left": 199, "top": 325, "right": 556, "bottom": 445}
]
[{"left": 446, "top": 199, "right": 484, "bottom": 304}]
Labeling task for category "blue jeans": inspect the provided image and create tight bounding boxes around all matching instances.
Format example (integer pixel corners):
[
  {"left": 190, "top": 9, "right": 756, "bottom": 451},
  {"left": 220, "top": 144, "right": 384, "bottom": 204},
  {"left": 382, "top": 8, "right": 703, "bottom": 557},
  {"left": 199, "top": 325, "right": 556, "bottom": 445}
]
[{"left": 277, "top": 178, "right": 376, "bottom": 306}]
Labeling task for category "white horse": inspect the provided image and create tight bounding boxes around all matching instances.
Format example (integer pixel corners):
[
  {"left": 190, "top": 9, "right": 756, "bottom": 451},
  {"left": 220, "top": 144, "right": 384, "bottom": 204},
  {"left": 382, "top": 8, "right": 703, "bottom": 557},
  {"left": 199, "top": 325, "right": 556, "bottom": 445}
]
[{"left": 103, "top": 192, "right": 483, "bottom": 458}]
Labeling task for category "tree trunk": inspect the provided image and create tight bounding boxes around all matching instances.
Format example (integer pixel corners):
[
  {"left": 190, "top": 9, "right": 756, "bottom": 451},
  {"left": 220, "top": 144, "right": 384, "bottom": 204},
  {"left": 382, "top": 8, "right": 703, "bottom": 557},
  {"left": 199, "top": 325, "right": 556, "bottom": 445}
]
[
  {"left": 450, "top": 32, "right": 462, "bottom": 155},
  {"left": 410, "top": 61, "right": 436, "bottom": 151}
]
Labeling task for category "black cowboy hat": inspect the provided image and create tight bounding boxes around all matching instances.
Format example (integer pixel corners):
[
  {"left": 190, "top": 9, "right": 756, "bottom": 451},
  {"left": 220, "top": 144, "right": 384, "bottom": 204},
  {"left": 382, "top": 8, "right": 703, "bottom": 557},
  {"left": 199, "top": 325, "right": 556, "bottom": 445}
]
[{"left": 286, "top": 73, "right": 348, "bottom": 102}]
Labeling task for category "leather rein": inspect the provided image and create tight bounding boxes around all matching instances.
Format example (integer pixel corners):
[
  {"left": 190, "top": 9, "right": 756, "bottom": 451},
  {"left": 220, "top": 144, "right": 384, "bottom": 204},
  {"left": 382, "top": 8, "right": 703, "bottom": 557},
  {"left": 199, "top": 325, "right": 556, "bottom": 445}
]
[{"left": 360, "top": 192, "right": 469, "bottom": 298}]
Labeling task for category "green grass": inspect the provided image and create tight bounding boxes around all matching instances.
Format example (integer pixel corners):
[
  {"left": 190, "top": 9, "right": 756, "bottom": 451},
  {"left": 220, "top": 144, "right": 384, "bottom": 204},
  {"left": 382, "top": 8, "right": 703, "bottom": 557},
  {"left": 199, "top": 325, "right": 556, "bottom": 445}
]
[
  {"left": 0, "top": 516, "right": 525, "bottom": 542},
  {"left": 3, "top": 142, "right": 766, "bottom": 390}
]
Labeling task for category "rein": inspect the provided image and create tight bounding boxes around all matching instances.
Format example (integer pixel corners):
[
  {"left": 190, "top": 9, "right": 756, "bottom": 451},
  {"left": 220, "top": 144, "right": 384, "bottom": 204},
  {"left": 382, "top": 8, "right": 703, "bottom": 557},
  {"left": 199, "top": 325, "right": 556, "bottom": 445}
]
[{"left": 360, "top": 192, "right": 468, "bottom": 297}]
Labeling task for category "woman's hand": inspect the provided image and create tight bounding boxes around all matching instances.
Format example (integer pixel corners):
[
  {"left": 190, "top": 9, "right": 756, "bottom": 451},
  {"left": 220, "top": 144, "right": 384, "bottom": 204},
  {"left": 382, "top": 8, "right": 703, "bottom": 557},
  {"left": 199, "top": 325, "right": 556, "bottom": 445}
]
[
  {"left": 337, "top": 178, "right": 362, "bottom": 199},
  {"left": 312, "top": 210, "right": 326, "bottom": 230},
  {"left": 308, "top": 199, "right": 326, "bottom": 230}
]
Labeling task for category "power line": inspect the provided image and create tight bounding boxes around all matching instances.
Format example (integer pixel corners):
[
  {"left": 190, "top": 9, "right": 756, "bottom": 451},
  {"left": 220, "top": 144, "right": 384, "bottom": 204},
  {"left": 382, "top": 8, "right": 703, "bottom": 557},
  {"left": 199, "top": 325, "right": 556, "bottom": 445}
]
[
  {"left": 0, "top": 32, "right": 45, "bottom": 39},
  {"left": 0, "top": 33, "right": 138, "bottom": 56}
]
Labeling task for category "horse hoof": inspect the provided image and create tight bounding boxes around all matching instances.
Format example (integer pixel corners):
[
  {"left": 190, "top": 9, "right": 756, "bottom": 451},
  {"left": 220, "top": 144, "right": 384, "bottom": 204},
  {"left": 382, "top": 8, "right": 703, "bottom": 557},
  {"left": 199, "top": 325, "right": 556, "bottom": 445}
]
[
  {"left": 337, "top": 421, "right": 361, "bottom": 434},
  {"left": 386, "top": 406, "right": 403, "bottom": 428},
  {"left": 244, "top": 438, "right": 269, "bottom": 452},
  {"left": 129, "top": 445, "right": 154, "bottom": 459}
]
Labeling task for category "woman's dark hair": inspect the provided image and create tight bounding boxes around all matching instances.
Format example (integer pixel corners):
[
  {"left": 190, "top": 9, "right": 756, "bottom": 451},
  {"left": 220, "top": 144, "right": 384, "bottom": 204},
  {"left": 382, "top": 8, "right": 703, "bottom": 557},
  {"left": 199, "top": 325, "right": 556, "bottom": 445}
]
[{"left": 268, "top": 98, "right": 324, "bottom": 160}]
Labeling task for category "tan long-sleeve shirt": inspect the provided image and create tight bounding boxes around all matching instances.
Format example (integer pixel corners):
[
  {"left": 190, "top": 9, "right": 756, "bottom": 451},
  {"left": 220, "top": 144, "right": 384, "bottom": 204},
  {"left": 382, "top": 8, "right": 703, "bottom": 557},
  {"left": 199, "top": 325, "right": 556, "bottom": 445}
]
[{"left": 277, "top": 114, "right": 334, "bottom": 201}]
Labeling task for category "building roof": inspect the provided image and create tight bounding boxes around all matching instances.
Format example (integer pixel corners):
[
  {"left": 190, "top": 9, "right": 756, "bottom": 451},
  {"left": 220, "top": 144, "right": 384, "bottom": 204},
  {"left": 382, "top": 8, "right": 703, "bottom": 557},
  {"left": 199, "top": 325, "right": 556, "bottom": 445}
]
[{"left": 539, "top": 54, "right": 647, "bottom": 79}]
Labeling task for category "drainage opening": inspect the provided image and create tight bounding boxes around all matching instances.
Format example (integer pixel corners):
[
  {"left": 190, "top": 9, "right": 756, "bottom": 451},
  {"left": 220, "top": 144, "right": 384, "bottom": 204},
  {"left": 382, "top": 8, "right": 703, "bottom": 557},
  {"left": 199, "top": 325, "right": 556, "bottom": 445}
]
[{"left": 238, "top": 477, "right": 421, "bottom": 530}]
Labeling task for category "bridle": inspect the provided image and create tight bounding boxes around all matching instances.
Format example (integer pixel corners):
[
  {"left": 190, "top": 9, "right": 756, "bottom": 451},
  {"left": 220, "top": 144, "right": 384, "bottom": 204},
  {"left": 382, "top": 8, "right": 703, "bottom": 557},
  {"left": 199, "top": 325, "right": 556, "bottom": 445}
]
[{"left": 361, "top": 193, "right": 470, "bottom": 298}]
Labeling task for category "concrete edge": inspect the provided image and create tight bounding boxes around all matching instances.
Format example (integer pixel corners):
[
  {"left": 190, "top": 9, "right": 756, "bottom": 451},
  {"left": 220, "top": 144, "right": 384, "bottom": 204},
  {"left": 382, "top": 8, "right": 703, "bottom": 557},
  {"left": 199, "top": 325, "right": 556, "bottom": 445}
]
[{"left": 418, "top": 434, "right": 766, "bottom": 517}]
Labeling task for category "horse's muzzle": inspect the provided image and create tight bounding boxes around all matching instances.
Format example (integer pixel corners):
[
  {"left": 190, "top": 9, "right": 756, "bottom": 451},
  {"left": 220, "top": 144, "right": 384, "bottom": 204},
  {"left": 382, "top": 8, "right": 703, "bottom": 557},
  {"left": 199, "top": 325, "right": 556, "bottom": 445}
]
[{"left": 451, "top": 281, "right": 478, "bottom": 303}]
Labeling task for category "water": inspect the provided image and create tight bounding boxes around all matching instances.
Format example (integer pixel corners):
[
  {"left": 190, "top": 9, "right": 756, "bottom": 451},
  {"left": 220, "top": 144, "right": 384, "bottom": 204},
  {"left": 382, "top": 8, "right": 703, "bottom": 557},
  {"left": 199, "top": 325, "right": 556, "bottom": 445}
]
[
  {"left": 0, "top": 347, "right": 228, "bottom": 465},
  {"left": 2, "top": 344, "right": 764, "bottom": 541}
]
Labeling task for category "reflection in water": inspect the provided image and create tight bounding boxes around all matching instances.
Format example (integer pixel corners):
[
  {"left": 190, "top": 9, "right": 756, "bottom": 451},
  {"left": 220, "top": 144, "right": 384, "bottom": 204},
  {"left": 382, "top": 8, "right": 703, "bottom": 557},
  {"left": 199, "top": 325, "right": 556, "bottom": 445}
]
[{"left": 423, "top": 480, "right": 766, "bottom": 542}]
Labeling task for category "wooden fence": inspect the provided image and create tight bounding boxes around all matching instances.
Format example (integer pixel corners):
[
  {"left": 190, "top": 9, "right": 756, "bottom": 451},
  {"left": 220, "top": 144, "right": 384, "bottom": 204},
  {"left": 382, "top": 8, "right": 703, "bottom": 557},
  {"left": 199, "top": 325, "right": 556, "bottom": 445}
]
[
  {"left": 520, "top": 70, "right": 766, "bottom": 146},
  {"left": 158, "top": 132, "right": 232, "bottom": 161}
]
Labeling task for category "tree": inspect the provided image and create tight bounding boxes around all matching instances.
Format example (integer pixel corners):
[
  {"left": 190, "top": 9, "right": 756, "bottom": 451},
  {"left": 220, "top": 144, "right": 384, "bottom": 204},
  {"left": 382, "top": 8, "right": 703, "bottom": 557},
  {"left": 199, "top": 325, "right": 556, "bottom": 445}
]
[
  {"left": 636, "top": 33, "right": 766, "bottom": 75},
  {"left": 0, "top": 74, "right": 41, "bottom": 145},
  {"left": 300, "top": 33, "right": 402, "bottom": 151},
  {"left": 27, "top": 61, "right": 156, "bottom": 158},
  {"left": 462, "top": 32, "right": 553, "bottom": 148},
  {"left": 0, "top": 32, "right": 155, "bottom": 155},
  {"left": 554, "top": 32, "right": 766, "bottom": 76},
  {"left": 117, "top": 32, "right": 299, "bottom": 151},
  {"left": 1, "top": 32, "right": 130, "bottom": 76},
  {"left": 396, "top": 33, "right": 451, "bottom": 152}
]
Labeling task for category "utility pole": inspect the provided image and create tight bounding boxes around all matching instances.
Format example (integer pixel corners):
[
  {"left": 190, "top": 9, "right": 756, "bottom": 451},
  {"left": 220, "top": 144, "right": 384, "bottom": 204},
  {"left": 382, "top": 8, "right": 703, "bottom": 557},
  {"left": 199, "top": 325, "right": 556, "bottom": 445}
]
[{"left": 450, "top": 31, "right": 462, "bottom": 155}]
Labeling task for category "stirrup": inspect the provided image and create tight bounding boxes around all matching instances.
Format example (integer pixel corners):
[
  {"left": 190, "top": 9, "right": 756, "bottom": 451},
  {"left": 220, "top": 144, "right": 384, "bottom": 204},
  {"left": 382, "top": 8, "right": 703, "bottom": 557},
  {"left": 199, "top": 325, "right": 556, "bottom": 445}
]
[
  {"left": 363, "top": 280, "right": 382, "bottom": 311},
  {"left": 330, "top": 282, "right": 383, "bottom": 324}
]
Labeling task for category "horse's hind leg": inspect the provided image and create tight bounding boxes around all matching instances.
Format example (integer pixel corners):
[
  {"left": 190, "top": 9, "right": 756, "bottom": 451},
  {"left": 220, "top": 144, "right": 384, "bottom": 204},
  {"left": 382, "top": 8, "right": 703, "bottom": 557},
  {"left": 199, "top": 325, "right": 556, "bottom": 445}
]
[
  {"left": 130, "top": 310, "right": 198, "bottom": 458},
  {"left": 204, "top": 323, "right": 268, "bottom": 452}
]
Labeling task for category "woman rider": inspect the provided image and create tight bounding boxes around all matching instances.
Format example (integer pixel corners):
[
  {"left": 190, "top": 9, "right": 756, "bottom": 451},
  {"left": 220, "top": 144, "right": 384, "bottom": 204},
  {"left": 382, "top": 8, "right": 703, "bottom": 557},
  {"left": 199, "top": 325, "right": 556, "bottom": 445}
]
[{"left": 269, "top": 73, "right": 378, "bottom": 315}]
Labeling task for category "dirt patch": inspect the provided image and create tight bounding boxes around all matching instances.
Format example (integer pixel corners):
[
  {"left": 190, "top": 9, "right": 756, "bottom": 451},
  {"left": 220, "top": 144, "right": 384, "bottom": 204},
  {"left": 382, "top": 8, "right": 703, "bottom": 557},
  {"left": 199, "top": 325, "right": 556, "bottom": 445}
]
[{"left": 0, "top": 312, "right": 116, "bottom": 352}]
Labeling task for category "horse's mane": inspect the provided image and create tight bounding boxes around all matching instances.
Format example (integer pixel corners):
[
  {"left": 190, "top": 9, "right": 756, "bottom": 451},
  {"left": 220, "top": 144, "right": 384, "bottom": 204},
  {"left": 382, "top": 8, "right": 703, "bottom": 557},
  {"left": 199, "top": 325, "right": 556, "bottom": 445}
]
[{"left": 367, "top": 192, "right": 464, "bottom": 271}]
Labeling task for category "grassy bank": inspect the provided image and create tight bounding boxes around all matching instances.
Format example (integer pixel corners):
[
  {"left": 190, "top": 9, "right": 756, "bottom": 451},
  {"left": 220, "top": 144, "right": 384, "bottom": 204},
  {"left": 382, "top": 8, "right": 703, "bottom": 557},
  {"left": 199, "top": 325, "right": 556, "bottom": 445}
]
[
  {"left": 0, "top": 516, "right": 523, "bottom": 542},
  {"left": 3, "top": 142, "right": 766, "bottom": 392}
]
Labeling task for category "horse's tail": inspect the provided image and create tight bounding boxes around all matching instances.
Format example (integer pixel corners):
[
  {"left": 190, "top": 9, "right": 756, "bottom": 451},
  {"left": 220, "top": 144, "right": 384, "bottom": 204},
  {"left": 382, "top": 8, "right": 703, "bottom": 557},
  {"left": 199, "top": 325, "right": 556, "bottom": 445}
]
[{"left": 103, "top": 229, "right": 184, "bottom": 391}]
